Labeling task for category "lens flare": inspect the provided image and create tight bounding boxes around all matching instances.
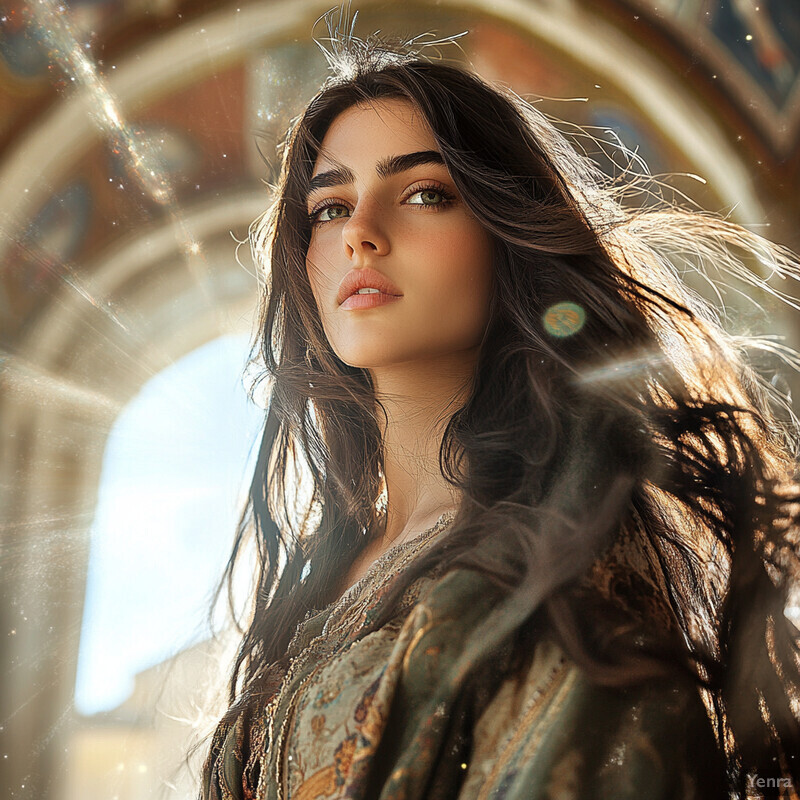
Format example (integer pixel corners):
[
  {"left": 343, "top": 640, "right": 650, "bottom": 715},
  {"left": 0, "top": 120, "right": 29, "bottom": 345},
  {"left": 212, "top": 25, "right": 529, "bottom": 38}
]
[
  {"left": 543, "top": 301, "right": 586, "bottom": 338},
  {"left": 28, "top": 0, "right": 175, "bottom": 207}
]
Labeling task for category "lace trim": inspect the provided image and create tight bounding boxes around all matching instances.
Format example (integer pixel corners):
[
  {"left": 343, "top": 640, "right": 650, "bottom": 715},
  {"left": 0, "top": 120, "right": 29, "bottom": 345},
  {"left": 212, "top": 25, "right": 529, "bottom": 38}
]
[{"left": 265, "top": 509, "right": 458, "bottom": 798}]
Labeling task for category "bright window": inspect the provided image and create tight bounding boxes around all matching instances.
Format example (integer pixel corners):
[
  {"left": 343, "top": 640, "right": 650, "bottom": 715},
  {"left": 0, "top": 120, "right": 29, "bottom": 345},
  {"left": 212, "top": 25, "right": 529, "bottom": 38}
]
[{"left": 74, "top": 333, "right": 264, "bottom": 715}]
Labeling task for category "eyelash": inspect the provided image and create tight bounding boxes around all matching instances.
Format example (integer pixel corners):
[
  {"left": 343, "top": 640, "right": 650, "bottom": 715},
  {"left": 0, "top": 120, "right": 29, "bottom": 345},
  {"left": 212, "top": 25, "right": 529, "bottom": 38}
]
[{"left": 307, "top": 181, "right": 456, "bottom": 226}]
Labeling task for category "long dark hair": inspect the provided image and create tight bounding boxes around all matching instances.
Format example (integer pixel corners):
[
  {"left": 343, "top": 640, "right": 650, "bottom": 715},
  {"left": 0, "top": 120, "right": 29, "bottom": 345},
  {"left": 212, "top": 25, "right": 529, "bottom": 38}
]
[{"left": 210, "top": 21, "right": 800, "bottom": 794}]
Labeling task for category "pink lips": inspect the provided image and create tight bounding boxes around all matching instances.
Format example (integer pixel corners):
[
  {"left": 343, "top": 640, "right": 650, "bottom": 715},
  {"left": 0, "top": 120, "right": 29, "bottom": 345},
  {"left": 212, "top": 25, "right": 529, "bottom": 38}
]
[
  {"left": 337, "top": 267, "right": 403, "bottom": 308},
  {"left": 340, "top": 292, "right": 402, "bottom": 310}
]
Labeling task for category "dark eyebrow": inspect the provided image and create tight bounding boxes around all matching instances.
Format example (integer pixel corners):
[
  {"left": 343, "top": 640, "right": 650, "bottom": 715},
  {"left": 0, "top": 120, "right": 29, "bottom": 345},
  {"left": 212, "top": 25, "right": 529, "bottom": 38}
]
[{"left": 305, "top": 150, "right": 446, "bottom": 203}]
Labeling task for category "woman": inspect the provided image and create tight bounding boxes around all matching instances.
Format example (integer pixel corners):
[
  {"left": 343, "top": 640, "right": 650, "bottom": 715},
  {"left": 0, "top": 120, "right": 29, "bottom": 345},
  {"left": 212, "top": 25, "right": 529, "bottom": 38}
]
[{"left": 199, "top": 18, "right": 800, "bottom": 800}]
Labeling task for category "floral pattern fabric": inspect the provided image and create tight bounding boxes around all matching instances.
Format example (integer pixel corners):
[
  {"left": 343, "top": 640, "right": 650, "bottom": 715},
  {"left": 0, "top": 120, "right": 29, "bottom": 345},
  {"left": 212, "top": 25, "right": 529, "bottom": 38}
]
[{"left": 200, "top": 512, "right": 727, "bottom": 799}]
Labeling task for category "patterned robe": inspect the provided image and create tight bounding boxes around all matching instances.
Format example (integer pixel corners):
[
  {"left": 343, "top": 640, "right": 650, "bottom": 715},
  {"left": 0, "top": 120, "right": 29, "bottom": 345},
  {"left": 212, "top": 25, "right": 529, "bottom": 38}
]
[{"left": 200, "top": 512, "right": 728, "bottom": 799}]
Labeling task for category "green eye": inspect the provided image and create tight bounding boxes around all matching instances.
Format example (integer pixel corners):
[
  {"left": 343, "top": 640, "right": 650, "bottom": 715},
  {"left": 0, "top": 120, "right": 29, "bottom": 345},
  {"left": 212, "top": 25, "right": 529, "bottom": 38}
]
[
  {"left": 405, "top": 181, "right": 456, "bottom": 208},
  {"left": 309, "top": 203, "right": 350, "bottom": 225},
  {"left": 408, "top": 189, "right": 444, "bottom": 205},
  {"left": 319, "top": 205, "right": 349, "bottom": 221}
]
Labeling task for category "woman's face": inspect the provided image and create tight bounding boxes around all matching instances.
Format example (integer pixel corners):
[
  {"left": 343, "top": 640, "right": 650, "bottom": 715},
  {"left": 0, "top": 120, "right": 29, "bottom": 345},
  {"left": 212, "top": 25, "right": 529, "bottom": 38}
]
[{"left": 304, "top": 98, "right": 494, "bottom": 370}]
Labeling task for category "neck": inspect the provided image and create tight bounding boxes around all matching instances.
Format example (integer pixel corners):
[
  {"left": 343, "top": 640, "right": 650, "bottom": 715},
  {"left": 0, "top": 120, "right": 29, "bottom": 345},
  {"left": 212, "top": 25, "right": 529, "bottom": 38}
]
[{"left": 371, "top": 348, "right": 477, "bottom": 544}]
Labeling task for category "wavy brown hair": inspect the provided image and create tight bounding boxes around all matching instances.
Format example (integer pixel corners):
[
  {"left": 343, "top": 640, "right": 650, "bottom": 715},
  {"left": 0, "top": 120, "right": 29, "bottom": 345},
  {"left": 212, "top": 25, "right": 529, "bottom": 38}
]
[{"left": 209, "top": 22, "right": 800, "bottom": 795}]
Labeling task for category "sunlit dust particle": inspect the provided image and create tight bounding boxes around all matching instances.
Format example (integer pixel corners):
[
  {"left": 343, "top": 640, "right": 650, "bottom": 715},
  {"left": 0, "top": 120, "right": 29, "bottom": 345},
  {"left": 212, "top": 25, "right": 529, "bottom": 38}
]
[{"left": 543, "top": 302, "right": 586, "bottom": 338}]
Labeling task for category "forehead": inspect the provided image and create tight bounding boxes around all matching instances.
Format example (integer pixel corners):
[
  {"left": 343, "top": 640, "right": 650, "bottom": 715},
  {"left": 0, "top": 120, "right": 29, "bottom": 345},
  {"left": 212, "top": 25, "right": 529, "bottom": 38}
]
[{"left": 311, "top": 98, "right": 437, "bottom": 176}]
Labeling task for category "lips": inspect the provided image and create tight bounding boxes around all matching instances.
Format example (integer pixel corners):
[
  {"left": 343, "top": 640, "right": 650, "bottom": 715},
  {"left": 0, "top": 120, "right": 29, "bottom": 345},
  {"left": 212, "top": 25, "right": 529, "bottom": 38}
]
[{"left": 336, "top": 268, "right": 403, "bottom": 306}]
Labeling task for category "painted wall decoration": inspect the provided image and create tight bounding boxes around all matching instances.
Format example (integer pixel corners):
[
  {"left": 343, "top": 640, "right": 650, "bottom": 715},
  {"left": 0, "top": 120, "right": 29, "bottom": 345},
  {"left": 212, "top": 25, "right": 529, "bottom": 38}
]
[{"left": 624, "top": 0, "right": 800, "bottom": 157}]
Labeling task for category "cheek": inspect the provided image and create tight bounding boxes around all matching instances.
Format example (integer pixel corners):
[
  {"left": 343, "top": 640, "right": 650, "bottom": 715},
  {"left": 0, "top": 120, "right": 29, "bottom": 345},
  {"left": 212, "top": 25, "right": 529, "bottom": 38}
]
[
  {"left": 305, "top": 256, "right": 345, "bottom": 354},
  {"left": 429, "top": 226, "right": 493, "bottom": 311},
  {"left": 305, "top": 256, "right": 334, "bottom": 311},
  {"left": 305, "top": 258, "right": 319, "bottom": 304},
  {"left": 304, "top": 258, "right": 331, "bottom": 340}
]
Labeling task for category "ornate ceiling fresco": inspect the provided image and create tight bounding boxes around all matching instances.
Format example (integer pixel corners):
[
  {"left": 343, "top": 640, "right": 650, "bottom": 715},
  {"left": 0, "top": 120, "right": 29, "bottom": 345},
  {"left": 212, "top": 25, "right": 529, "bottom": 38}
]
[
  {"left": 4, "top": 0, "right": 798, "bottom": 155},
  {"left": 617, "top": 0, "right": 800, "bottom": 159}
]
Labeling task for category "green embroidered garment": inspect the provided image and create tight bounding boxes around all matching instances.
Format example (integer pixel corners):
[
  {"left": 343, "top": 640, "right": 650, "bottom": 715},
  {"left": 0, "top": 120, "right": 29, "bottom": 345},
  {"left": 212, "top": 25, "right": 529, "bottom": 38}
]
[{"left": 200, "top": 512, "right": 727, "bottom": 799}]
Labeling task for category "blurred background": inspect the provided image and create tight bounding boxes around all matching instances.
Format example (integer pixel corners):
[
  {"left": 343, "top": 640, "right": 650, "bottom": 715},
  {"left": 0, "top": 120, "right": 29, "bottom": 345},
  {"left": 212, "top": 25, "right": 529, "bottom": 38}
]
[{"left": 1, "top": 0, "right": 799, "bottom": 798}]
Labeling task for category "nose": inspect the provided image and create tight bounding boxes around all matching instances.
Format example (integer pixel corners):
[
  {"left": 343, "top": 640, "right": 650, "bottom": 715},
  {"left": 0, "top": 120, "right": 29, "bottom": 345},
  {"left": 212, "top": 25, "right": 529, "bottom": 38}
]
[{"left": 341, "top": 199, "right": 390, "bottom": 260}]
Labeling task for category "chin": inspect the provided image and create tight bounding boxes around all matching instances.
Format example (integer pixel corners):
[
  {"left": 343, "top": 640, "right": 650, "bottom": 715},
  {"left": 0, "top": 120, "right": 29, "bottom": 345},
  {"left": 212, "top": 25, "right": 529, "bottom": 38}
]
[
  {"left": 325, "top": 327, "right": 403, "bottom": 369},
  {"left": 328, "top": 336, "right": 421, "bottom": 368},
  {"left": 333, "top": 348, "right": 401, "bottom": 370}
]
